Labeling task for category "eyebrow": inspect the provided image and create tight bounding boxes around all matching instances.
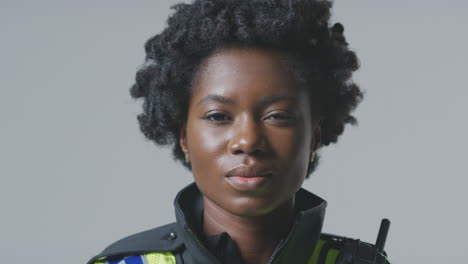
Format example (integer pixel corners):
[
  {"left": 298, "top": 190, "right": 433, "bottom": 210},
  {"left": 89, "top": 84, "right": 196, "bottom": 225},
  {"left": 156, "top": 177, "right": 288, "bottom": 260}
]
[
  {"left": 257, "top": 94, "right": 297, "bottom": 108},
  {"left": 196, "top": 94, "right": 297, "bottom": 108},
  {"left": 197, "top": 94, "right": 236, "bottom": 106}
]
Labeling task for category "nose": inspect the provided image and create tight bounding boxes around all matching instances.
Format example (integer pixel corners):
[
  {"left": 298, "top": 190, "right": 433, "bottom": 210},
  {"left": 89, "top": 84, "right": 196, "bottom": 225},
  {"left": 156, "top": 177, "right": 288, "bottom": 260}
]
[{"left": 228, "top": 115, "right": 266, "bottom": 156}]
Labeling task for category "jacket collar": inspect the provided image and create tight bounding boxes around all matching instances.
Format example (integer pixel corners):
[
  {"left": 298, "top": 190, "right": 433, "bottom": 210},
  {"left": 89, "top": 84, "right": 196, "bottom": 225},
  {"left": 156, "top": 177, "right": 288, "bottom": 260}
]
[{"left": 174, "top": 182, "right": 327, "bottom": 264}]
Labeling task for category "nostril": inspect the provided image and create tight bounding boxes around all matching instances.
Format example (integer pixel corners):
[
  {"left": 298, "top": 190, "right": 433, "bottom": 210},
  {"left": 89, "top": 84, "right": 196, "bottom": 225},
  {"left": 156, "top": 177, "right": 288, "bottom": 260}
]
[{"left": 233, "top": 149, "right": 244, "bottom": 155}]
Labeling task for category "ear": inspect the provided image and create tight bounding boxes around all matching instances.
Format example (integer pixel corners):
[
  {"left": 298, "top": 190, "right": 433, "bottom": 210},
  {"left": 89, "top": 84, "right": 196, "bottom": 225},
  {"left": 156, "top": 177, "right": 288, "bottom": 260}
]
[
  {"left": 179, "top": 123, "right": 189, "bottom": 153},
  {"left": 311, "top": 125, "right": 321, "bottom": 153}
]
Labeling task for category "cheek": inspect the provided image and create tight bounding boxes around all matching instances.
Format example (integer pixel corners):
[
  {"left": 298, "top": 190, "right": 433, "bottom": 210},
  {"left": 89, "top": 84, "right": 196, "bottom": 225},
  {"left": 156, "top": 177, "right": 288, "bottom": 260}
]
[
  {"left": 187, "top": 121, "right": 226, "bottom": 155},
  {"left": 269, "top": 125, "right": 310, "bottom": 161},
  {"left": 186, "top": 120, "right": 228, "bottom": 177},
  {"left": 268, "top": 124, "right": 312, "bottom": 191}
]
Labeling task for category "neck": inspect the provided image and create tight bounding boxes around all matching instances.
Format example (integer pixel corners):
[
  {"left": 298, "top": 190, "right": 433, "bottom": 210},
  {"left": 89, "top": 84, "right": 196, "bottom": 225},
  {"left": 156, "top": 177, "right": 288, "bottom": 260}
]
[{"left": 202, "top": 196, "right": 296, "bottom": 264}]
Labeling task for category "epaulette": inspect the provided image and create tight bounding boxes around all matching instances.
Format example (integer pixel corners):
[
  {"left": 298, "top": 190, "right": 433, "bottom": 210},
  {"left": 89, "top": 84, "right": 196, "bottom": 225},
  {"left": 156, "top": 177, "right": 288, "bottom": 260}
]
[
  {"left": 312, "top": 232, "right": 390, "bottom": 264},
  {"left": 87, "top": 223, "right": 183, "bottom": 264}
]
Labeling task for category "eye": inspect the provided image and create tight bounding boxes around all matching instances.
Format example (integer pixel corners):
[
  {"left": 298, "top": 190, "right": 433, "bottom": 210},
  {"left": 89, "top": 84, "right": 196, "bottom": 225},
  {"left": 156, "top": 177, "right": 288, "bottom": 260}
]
[
  {"left": 266, "top": 112, "right": 294, "bottom": 121},
  {"left": 202, "top": 112, "right": 232, "bottom": 123}
]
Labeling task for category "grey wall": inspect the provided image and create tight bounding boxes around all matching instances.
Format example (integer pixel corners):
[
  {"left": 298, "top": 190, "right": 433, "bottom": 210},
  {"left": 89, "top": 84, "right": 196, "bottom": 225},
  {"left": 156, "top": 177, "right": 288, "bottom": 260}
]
[{"left": 1, "top": 0, "right": 466, "bottom": 263}]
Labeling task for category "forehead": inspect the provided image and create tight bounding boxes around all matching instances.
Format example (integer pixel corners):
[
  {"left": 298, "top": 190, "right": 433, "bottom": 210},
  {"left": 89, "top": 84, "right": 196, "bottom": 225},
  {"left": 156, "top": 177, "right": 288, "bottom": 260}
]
[{"left": 191, "top": 47, "right": 305, "bottom": 101}]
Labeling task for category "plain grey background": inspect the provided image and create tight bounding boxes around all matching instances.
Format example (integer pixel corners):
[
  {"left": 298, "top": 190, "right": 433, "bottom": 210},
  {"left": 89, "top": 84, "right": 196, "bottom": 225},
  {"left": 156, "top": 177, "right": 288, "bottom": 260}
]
[{"left": 1, "top": 0, "right": 467, "bottom": 263}]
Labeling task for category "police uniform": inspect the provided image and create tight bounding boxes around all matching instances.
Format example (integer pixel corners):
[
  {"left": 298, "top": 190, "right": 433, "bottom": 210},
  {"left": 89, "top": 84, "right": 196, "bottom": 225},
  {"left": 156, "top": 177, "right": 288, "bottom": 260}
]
[{"left": 87, "top": 183, "right": 390, "bottom": 264}]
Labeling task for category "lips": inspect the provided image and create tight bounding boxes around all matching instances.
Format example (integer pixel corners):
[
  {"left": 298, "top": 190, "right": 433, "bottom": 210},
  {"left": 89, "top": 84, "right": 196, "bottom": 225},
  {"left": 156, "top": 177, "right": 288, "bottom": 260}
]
[
  {"left": 225, "top": 165, "right": 273, "bottom": 191},
  {"left": 226, "top": 165, "right": 272, "bottom": 178}
]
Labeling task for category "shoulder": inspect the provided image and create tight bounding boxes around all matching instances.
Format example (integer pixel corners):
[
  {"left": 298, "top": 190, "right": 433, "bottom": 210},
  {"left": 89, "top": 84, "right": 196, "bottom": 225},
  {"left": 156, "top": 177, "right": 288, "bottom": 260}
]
[
  {"left": 87, "top": 222, "right": 183, "bottom": 264},
  {"left": 314, "top": 232, "right": 391, "bottom": 264}
]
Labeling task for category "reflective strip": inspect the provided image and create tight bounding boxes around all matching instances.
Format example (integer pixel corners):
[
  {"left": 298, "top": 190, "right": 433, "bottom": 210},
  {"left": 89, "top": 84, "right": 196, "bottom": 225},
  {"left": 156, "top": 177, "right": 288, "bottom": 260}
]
[
  {"left": 93, "top": 258, "right": 106, "bottom": 264},
  {"left": 144, "top": 252, "right": 176, "bottom": 264},
  {"left": 93, "top": 252, "right": 175, "bottom": 264},
  {"left": 114, "top": 255, "right": 144, "bottom": 264},
  {"left": 325, "top": 248, "right": 339, "bottom": 264},
  {"left": 308, "top": 239, "right": 326, "bottom": 264},
  {"left": 308, "top": 239, "right": 340, "bottom": 264}
]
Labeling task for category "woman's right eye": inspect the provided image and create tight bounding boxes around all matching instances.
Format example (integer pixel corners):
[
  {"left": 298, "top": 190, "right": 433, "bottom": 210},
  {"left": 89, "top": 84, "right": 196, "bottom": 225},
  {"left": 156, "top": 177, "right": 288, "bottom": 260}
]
[{"left": 202, "top": 112, "right": 231, "bottom": 123}]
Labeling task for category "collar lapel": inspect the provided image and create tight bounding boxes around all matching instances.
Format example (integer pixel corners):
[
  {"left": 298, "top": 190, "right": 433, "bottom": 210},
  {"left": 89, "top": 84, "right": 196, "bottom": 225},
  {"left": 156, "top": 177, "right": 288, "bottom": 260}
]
[{"left": 174, "top": 182, "right": 327, "bottom": 264}]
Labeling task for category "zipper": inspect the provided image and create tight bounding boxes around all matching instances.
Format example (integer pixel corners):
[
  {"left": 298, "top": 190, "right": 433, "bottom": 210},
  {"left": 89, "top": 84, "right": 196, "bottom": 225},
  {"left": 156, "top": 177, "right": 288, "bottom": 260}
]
[
  {"left": 185, "top": 227, "right": 223, "bottom": 264},
  {"left": 185, "top": 219, "right": 298, "bottom": 264},
  {"left": 265, "top": 239, "right": 286, "bottom": 264},
  {"left": 265, "top": 219, "right": 299, "bottom": 264},
  {"left": 187, "top": 224, "right": 289, "bottom": 264}
]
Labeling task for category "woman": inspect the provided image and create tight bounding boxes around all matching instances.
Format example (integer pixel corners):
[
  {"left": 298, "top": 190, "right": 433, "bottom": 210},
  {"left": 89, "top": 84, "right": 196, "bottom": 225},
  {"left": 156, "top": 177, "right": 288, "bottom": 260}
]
[{"left": 88, "top": 0, "right": 390, "bottom": 263}]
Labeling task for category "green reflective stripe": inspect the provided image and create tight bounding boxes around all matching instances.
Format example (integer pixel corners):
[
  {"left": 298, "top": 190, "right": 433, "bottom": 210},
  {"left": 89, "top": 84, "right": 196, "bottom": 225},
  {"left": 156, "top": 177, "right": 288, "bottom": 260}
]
[
  {"left": 144, "top": 252, "right": 176, "bottom": 264},
  {"left": 93, "top": 258, "right": 106, "bottom": 264},
  {"left": 325, "top": 248, "right": 339, "bottom": 264},
  {"left": 308, "top": 239, "right": 327, "bottom": 264}
]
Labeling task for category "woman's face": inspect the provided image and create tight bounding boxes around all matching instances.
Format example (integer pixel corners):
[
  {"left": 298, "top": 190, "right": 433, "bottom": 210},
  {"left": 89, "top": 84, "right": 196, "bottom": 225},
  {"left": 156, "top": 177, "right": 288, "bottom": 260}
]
[{"left": 180, "top": 47, "right": 319, "bottom": 216}]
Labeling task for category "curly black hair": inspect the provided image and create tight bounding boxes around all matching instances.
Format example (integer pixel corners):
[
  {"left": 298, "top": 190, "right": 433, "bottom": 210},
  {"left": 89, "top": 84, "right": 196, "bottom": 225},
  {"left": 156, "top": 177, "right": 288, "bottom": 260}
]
[{"left": 129, "top": 0, "right": 363, "bottom": 178}]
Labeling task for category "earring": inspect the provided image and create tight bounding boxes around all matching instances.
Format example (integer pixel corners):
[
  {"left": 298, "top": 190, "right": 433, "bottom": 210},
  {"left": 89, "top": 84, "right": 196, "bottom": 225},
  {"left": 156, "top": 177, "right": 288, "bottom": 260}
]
[
  {"left": 310, "top": 152, "right": 315, "bottom": 162},
  {"left": 185, "top": 152, "right": 190, "bottom": 163}
]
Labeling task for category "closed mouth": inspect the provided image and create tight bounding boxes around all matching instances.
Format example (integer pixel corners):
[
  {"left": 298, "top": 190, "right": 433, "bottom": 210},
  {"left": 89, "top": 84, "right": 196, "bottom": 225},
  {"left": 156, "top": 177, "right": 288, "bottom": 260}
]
[{"left": 225, "top": 165, "right": 273, "bottom": 178}]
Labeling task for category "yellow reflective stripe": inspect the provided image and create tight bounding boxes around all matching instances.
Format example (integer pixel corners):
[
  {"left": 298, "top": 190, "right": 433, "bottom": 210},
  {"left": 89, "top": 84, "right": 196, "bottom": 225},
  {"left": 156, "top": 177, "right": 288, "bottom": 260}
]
[
  {"left": 325, "top": 248, "right": 340, "bottom": 264},
  {"left": 144, "top": 252, "right": 176, "bottom": 264},
  {"left": 308, "top": 239, "right": 326, "bottom": 264},
  {"left": 93, "top": 257, "right": 106, "bottom": 264}
]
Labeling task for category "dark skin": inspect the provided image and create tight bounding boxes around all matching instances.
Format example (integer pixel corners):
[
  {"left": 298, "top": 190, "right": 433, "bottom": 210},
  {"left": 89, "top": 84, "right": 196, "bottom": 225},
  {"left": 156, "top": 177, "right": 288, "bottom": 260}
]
[{"left": 180, "top": 47, "right": 320, "bottom": 264}]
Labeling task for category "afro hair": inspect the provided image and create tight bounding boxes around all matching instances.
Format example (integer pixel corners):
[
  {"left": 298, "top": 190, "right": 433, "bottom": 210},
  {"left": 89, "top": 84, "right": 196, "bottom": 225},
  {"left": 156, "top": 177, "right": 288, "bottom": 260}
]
[{"left": 130, "top": 0, "right": 363, "bottom": 177}]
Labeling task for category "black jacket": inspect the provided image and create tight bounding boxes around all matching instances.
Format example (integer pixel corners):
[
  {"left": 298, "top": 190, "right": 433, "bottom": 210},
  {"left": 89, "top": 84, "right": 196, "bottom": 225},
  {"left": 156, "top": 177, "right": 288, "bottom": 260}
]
[{"left": 87, "top": 183, "right": 390, "bottom": 264}]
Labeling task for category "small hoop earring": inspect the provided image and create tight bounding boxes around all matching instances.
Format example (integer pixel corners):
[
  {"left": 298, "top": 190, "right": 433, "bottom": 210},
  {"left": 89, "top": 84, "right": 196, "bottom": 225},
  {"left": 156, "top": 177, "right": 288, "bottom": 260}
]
[
  {"left": 185, "top": 152, "right": 190, "bottom": 163},
  {"left": 310, "top": 152, "right": 315, "bottom": 162}
]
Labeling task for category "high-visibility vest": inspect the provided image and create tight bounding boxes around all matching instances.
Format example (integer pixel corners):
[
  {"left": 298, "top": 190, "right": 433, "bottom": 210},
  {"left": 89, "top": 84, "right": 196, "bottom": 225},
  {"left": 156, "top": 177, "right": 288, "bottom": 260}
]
[
  {"left": 93, "top": 252, "right": 176, "bottom": 264},
  {"left": 93, "top": 237, "right": 339, "bottom": 264}
]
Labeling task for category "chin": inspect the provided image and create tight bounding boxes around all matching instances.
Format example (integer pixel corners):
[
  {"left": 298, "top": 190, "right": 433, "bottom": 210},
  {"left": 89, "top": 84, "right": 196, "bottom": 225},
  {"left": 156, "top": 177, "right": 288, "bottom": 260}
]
[{"left": 227, "top": 196, "right": 283, "bottom": 217}]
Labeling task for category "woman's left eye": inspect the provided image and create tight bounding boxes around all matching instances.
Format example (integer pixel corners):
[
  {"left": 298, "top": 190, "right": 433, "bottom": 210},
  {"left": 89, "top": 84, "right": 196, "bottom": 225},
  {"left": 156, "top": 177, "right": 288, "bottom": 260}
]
[{"left": 266, "top": 112, "right": 294, "bottom": 121}]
